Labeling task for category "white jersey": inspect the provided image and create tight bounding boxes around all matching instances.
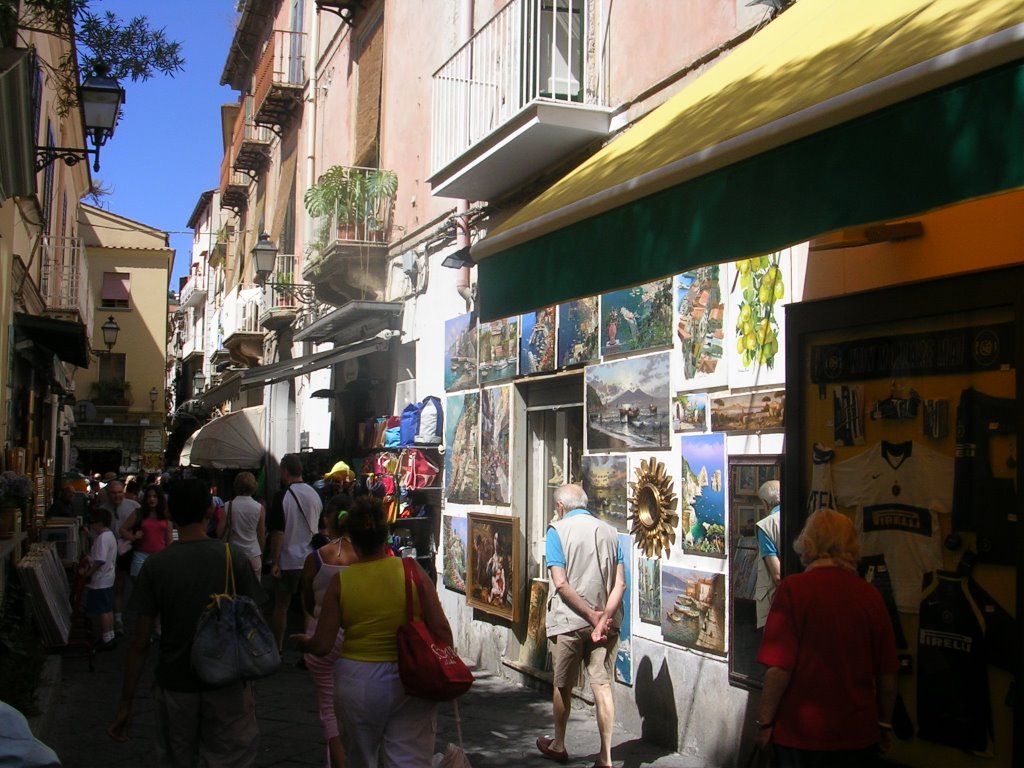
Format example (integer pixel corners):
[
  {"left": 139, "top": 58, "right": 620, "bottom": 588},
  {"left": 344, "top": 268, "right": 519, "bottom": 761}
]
[
  {"left": 834, "top": 441, "right": 952, "bottom": 612},
  {"left": 806, "top": 442, "right": 836, "bottom": 514}
]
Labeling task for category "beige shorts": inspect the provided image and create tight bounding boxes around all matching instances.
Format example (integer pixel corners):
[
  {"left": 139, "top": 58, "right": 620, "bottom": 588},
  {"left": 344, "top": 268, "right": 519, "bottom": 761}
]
[{"left": 549, "top": 627, "right": 619, "bottom": 688}]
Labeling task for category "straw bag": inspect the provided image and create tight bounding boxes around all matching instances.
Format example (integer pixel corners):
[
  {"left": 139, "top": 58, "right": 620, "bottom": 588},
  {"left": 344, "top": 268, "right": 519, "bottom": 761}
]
[{"left": 191, "top": 543, "right": 280, "bottom": 686}]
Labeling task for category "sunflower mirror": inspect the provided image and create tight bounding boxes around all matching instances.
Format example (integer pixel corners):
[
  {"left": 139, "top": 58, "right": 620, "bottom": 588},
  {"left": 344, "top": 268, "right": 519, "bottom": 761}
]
[{"left": 628, "top": 456, "right": 679, "bottom": 557}]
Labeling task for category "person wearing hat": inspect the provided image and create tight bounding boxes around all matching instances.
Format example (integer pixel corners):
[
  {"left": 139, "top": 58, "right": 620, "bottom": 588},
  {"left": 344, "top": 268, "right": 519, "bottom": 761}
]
[{"left": 755, "top": 480, "right": 782, "bottom": 631}]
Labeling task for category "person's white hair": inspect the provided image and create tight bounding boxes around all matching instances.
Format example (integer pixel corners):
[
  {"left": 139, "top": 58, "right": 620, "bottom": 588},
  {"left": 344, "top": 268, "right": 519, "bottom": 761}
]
[
  {"left": 553, "top": 483, "right": 588, "bottom": 510},
  {"left": 793, "top": 509, "right": 859, "bottom": 568},
  {"left": 758, "top": 480, "right": 781, "bottom": 507}
]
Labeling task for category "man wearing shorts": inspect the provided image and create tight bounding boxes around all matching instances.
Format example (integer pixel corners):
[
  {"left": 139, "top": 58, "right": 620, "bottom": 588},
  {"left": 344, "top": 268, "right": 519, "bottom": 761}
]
[{"left": 537, "top": 483, "right": 625, "bottom": 768}]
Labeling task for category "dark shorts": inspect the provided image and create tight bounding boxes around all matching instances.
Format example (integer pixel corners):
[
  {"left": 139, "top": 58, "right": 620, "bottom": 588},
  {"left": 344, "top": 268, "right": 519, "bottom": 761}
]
[
  {"left": 116, "top": 549, "right": 133, "bottom": 573},
  {"left": 85, "top": 586, "right": 113, "bottom": 615}
]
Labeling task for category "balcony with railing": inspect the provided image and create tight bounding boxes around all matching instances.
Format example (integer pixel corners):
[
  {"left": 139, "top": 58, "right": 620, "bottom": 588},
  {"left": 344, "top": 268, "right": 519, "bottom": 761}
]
[
  {"left": 221, "top": 283, "right": 264, "bottom": 367},
  {"left": 180, "top": 271, "right": 208, "bottom": 310},
  {"left": 429, "top": 0, "right": 611, "bottom": 201},
  {"left": 220, "top": 152, "right": 250, "bottom": 214},
  {"left": 40, "top": 236, "right": 94, "bottom": 338},
  {"left": 232, "top": 96, "right": 272, "bottom": 177},
  {"left": 302, "top": 165, "right": 397, "bottom": 307},
  {"left": 254, "top": 29, "right": 306, "bottom": 133},
  {"left": 259, "top": 253, "right": 306, "bottom": 331}
]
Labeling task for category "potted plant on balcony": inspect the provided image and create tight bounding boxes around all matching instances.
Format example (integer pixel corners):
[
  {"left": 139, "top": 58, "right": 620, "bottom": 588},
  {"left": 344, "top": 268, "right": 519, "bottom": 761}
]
[
  {"left": 304, "top": 165, "right": 361, "bottom": 242},
  {"left": 365, "top": 168, "right": 398, "bottom": 242}
]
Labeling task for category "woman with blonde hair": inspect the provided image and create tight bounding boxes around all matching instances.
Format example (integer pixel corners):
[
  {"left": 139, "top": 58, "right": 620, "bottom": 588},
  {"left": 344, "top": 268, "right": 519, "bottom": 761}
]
[
  {"left": 756, "top": 509, "right": 899, "bottom": 767},
  {"left": 217, "top": 471, "right": 266, "bottom": 578}
]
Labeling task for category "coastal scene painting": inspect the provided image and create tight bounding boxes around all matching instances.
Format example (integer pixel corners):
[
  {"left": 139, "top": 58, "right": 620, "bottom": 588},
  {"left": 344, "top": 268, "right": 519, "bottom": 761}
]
[
  {"left": 661, "top": 564, "right": 726, "bottom": 655},
  {"left": 444, "top": 312, "right": 478, "bottom": 391},
  {"left": 680, "top": 432, "right": 727, "bottom": 557},
  {"left": 520, "top": 307, "right": 556, "bottom": 375},
  {"left": 638, "top": 557, "right": 661, "bottom": 625},
  {"left": 478, "top": 317, "right": 519, "bottom": 385},
  {"left": 442, "top": 514, "right": 468, "bottom": 594},
  {"left": 480, "top": 386, "right": 511, "bottom": 505},
  {"left": 710, "top": 390, "right": 785, "bottom": 433},
  {"left": 672, "top": 391, "right": 708, "bottom": 433},
  {"left": 676, "top": 266, "right": 725, "bottom": 386},
  {"left": 601, "top": 278, "right": 673, "bottom": 357},
  {"left": 557, "top": 297, "right": 600, "bottom": 368},
  {"left": 581, "top": 455, "right": 629, "bottom": 531},
  {"left": 586, "top": 353, "right": 670, "bottom": 452},
  {"left": 445, "top": 392, "right": 480, "bottom": 503},
  {"left": 615, "top": 533, "right": 633, "bottom": 686}
]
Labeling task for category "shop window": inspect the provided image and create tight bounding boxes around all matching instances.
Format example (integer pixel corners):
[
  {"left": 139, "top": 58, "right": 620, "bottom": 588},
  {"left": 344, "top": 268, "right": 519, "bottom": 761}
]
[{"left": 101, "top": 272, "right": 131, "bottom": 309}]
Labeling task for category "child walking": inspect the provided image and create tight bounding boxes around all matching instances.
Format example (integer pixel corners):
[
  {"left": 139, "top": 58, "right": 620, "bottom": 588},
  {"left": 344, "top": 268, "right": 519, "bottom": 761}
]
[{"left": 82, "top": 507, "right": 118, "bottom": 650}]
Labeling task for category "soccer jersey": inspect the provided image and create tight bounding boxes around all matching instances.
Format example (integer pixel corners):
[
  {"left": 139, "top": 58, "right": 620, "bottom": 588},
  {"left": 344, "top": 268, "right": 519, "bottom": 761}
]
[
  {"left": 917, "top": 571, "right": 1016, "bottom": 754},
  {"left": 834, "top": 441, "right": 953, "bottom": 612},
  {"left": 806, "top": 442, "right": 836, "bottom": 514}
]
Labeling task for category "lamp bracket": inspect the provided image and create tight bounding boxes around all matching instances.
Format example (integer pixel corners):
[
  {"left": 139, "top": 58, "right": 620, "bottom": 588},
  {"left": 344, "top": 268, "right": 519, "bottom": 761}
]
[{"left": 36, "top": 145, "right": 100, "bottom": 172}]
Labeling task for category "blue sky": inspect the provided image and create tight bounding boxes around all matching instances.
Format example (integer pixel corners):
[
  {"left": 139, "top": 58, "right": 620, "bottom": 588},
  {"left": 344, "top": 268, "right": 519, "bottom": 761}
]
[{"left": 90, "top": 1, "right": 239, "bottom": 287}]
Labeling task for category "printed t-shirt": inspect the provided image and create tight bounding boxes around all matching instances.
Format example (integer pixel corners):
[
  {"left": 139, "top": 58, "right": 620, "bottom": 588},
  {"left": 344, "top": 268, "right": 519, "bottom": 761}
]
[{"left": 88, "top": 529, "right": 117, "bottom": 590}]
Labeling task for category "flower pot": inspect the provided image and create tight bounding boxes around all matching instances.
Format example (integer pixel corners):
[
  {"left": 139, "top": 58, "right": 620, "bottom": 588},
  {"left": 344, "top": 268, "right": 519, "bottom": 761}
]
[{"left": 0, "top": 506, "right": 20, "bottom": 539}]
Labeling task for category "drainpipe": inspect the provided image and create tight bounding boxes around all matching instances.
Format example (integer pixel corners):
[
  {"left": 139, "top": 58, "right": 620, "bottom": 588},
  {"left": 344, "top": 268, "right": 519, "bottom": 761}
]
[
  {"left": 455, "top": 0, "right": 475, "bottom": 307},
  {"left": 304, "top": 4, "right": 320, "bottom": 258}
]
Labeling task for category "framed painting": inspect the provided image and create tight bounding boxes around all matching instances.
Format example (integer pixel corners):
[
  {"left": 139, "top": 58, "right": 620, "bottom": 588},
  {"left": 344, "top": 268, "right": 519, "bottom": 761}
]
[
  {"left": 585, "top": 352, "right": 671, "bottom": 452},
  {"left": 672, "top": 391, "right": 707, "bottom": 433},
  {"left": 466, "top": 512, "right": 521, "bottom": 621},
  {"left": 601, "top": 278, "right": 674, "bottom": 357},
  {"left": 581, "top": 454, "right": 629, "bottom": 531},
  {"left": 444, "top": 312, "right": 478, "bottom": 391},
  {"left": 557, "top": 297, "right": 600, "bottom": 368},
  {"left": 520, "top": 306, "right": 557, "bottom": 375},
  {"left": 445, "top": 392, "right": 480, "bottom": 503},
  {"left": 709, "top": 390, "right": 785, "bottom": 433},
  {"left": 478, "top": 317, "right": 519, "bottom": 384},
  {"left": 442, "top": 514, "right": 468, "bottom": 594},
  {"left": 680, "top": 432, "right": 727, "bottom": 557},
  {"left": 637, "top": 557, "right": 661, "bottom": 625},
  {"left": 480, "top": 385, "right": 511, "bottom": 505},
  {"left": 661, "top": 564, "right": 726, "bottom": 655},
  {"left": 614, "top": 533, "right": 633, "bottom": 686},
  {"left": 676, "top": 266, "right": 726, "bottom": 390}
]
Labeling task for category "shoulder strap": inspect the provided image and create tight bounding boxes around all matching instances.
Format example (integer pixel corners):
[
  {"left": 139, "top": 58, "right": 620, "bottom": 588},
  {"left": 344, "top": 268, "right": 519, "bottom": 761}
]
[
  {"left": 223, "top": 542, "right": 236, "bottom": 596},
  {"left": 288, "top": 485, "right": 315, "bottom": 534},
  {"left": 402, "top": 557, "right": 424, "bottom": 623}
]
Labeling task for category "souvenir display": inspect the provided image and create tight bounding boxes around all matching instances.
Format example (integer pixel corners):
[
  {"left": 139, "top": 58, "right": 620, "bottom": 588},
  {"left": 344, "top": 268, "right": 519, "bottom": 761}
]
[
  {"left": 627, "top": 457, "right": 678, "bottom": 558},
  {"left": 585, "top": 353, "right": 671, "bottom": 452},
  {"left": 602, "top": 278, "right": 673, "bottom": 357},
  {"left": 833, "top": 384, "right": 865, "bottom": 446}
]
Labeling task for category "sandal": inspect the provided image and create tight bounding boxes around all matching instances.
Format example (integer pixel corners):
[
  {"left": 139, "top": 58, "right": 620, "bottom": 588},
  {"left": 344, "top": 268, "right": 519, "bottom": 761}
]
[{"left": 536, "top": 736, "right": 569, "bottom": 764}]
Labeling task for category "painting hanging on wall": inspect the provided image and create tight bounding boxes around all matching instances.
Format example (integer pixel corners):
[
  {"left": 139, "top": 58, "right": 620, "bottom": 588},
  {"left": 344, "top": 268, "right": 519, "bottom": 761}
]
[
  {"left": 601, "top": 278, "right": 674, "bottom": 357},
  {"left": 672, "top": 391, "right": 708, "bottom": 433},
  {"left": 676, "top": 266, "right": 726, "bottom": 389},
  {"left": 557, "top": 297, "right": 600, "bottom": 368},
  {"left": 445, "top": 392, "right": 480, "bottom": 503},
  {"left": 442, "top": 514, "right": 468, "bottom": 594},
  {"left": 585, "top": 352, "right": 671, "bottom": 452},
  {"left": 709, "top": 390, "right": 785, "bottom": 433},
  {"left": 444, "top": 312, "right": 478, "bottom": 391},
  {"left": 478, "top": 317, "right": 519, "bottom": 385},
  {"left": 466, "top": 512, "right": 521, "bottom": 621},
  {"left": 520, "top": 306, "right": 557, "bottom": 375},
  {"left": 680, "top": 432, "right": 727, "bottom": 557},
  {"left": 581, "top": 455, "right": 629, "bottom": 531},
  {"left": 480, "top": 385, "right": 511, "bottom": 505},
  {"left": 661, "top": 564, "right": 726, "bottom": 655},
  {"left": 637, "top": 557, "right": 661, "bottom": 625},
  {"left": 519, "top": 578, "right": 549, "bottom": 669},
  {"left": 615, "top": 533, "right": 633, "bottom": 686}
]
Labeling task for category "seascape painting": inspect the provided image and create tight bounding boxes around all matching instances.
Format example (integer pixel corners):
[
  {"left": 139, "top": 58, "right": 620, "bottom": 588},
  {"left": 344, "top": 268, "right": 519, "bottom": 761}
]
[
  {"left": 445, "top": 392, "right": 480, "bottom": 503},
  {"left": 673, "top": 392, "right": 708, "bottom": 432},
  {"left": 661, "top": 564, "right": 726, "bottom": 655},
  {"left": 520, "top": 306, "right": 556, "bottom": 375},
  {"left": 710, "top": 390, "right": 784, "bottom": 433},
  {"left": 637, "top": 557, "right": 661, "bottom": 625},
  {"left": 442, "top": 514, "right": 468, "bottom": 594},
  {"left": 586, "top": 352, "right": 670, "bottom": 452},
  {"left": 478, "top": 317, "right": 519, "bottom": 385},
  {"left": 557, "top": 297, "right": 600, "bottom": 368},
  {"left": 444, "top": 312, "right": 478, "bottom": 391},
  {"left": 615, "top": 533, "right": 633, "bottom": 686},
  {"left": 581, "top": 455, "right": 629, "bottom": 531},
  {"left": 676, "top": 266, "right": 726, "bottom": 388},
  {"left": 601, "top": 278, "right": 674, "bottom": 357},
  {"left": 480, "top": 386, "right": 511, "bottom": 505},
  {"left": 680, "top": 432, "right": 727, "bottom": 557}
]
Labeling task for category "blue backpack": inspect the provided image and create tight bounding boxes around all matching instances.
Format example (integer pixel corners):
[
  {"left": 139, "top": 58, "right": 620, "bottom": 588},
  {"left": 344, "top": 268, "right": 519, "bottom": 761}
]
[{"left": 400, "top": 402, "right": 423, "bottom": 447}]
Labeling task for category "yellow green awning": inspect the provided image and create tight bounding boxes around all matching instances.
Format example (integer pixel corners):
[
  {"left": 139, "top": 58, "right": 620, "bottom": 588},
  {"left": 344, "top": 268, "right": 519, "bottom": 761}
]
[{"left": 474, "top": 0, "right": 1024, "bottom": 320}]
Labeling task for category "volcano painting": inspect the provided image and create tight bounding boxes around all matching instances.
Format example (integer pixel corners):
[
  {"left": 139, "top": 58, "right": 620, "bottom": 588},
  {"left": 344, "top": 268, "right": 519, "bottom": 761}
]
[{"left": 585, "top": 352, "right": 670, "bottom": 451}]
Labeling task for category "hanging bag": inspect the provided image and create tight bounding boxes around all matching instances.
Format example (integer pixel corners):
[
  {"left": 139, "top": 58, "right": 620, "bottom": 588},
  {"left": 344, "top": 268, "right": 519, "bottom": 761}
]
[
  {"left": 396, "top": 558, "right": 474, "bottom": 701},
  {"left": 191, "top": 543, "right": 280, "bottom": 686}
]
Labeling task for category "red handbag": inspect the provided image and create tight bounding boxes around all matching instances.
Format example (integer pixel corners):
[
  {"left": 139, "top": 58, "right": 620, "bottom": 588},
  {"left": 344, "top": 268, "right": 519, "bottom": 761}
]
[
  {"left": 396, "top": 559, "right": 474, "bottom": 701},
  {"left": 399, "top": 448, "right": 440, "bottom": 490}
]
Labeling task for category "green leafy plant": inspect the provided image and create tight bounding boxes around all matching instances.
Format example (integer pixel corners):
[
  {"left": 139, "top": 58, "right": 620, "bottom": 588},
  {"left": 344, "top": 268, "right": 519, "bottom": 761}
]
[{"left": 734, "top": 253, "right": 785, "bottom": 369}]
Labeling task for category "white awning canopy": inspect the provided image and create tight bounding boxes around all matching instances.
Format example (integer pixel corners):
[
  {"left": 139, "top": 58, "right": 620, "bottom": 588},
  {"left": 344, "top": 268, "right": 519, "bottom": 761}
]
[{"left": 186, "top": 405, "right": 265, "bottom": 469}]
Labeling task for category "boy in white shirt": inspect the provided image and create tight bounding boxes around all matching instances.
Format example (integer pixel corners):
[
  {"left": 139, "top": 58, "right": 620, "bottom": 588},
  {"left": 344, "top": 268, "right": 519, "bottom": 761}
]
[{"left": 81, "top": 507, "right": 118, "bottom": 650}]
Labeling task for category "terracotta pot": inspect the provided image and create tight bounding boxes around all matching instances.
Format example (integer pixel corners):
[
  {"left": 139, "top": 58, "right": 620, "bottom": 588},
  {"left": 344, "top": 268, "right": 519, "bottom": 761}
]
[{"left": 0, "top": 506, "right": 19, "bottom": 539}]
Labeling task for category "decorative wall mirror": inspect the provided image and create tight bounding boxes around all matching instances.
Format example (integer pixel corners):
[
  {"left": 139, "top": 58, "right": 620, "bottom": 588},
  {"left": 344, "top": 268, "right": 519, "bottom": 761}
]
[{"left": 628, "top": 456, "right": 678, "bottom": 557}]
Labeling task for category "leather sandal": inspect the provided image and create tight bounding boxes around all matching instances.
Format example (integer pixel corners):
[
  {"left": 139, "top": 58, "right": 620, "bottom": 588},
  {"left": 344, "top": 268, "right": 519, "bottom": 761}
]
[{"left": 536, "top": 736, "right": 569, "bottom": 764}]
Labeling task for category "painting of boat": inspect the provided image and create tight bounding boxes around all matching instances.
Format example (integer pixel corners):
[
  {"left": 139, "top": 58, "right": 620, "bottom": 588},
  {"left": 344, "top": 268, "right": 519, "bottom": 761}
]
[
  {"left": 444, "top": 312, "right": 478, "bottom": 391},
  {"left": 586, "top": 353, "right": 670, "bottom": 451},
  {"left": 661, "top": 564, "right": 726, "bottom": 655}
]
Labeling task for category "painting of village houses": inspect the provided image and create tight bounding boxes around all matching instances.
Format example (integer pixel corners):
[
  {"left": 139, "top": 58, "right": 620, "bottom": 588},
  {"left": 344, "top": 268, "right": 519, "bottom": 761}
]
[
  {"left": 557, "top": 297, "right": 600, "bottom": 368},
  {"left": 520, "top": 306, "right": 556, "bottom": 374},
  {"left": 480, "top": 386, "right": 511, "bottom": 504},
  {"left": 445, "top": 392, "right": 480, "bottom": 503},
  {"left": 676, "top": 267, "right": 725, "bottom": 383},
  {"left": 478, "top": 317, "right": 519, "bottom": 385},
  {"left": 680, "top": 432, "right": 727, "bottom": 557},
  {"left": 586, "top": 353, "right": 671, "bottom": 452},
  {"left": 444, "top": 312, "right": 478, "bottom": 391},
  {"left": 442, "top": 514, "right": 468, "bottom": 594},
  {"left": 661, "top": 565, "right": 726, "bottom": 655},
  {"left": 673, "top": 391, "right": 708, "bottom": 432},
  {"left": 601, "top": 278, "right": 674, "bottom": 357},
  {"left": 638, "top": 557, "right": 661, "bottom": 625},
  {"left": 581, "top": 455, "right": 629, "bottom": 531},
  {"left": 710, "top": 390, "right": 785, "bottom": 433}
]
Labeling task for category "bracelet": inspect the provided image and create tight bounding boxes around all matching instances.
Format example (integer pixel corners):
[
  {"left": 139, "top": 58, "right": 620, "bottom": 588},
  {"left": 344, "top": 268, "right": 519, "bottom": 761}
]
[
  {"left": 878, "top": 722, "right": 893, "bottom": 730},
  {"left": 755, "top": 720, "right": 774, "bottom": 729}
]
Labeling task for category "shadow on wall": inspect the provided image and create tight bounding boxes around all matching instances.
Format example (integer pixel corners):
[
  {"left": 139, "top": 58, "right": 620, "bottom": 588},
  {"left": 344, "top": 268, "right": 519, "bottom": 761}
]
[{"left": 635, "top": 655, "right": 679, "bottom": 750}]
